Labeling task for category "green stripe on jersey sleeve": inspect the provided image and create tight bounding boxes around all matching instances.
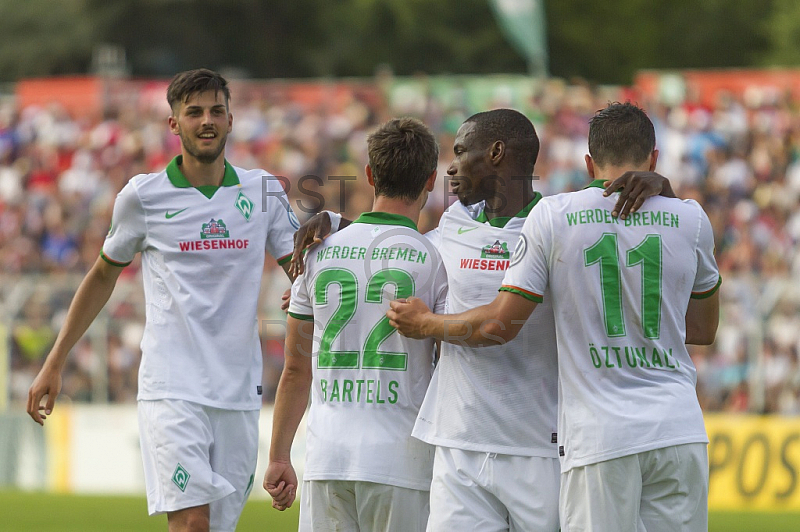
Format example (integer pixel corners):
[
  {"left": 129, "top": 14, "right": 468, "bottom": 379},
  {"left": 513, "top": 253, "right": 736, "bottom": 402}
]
[
  {"left": 691, "top": 276, "right": 722, "bottom": 299},
  {"left": 99, "top": 250, "right": 132, "bottom": 267},
  {"left": 277, "top": 252, "right": 292, "bottom": 266},
  {"left": 499, "top": 285, "right": 544, "bottom": 303},
  {"left": 288, "top": 311, "right": 314, "bottom": 321}
]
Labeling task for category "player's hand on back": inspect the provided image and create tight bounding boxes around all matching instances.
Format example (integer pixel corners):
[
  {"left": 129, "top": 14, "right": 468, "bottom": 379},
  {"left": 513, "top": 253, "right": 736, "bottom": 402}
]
[
  {"left": 603, "top": 171, "right": 675, "bottom": 220},
  {"left": 264, "top": 460, "right": 298, "bottom": 511},
  {"left": 26, "top": 363, "right": 62, "bottom": 426},
  {"left": 387, "top": 297, "right": 433, "bottom": 339},
  {"left": 289, "top": 212, "right": 332, "bottom": 277}
]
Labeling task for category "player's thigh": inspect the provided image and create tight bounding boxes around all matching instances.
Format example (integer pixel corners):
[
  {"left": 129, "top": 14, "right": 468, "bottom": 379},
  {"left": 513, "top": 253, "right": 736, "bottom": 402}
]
[
  {"left": 639, "top": 443, "right": 708, "bottom": 532},
  {"left": 355, "top": 481, "right": 429, "bottom": 532},
  {"left": 207, "top": 408, "right": 260, "bottom": 532},
  {"left": 560, "top": 456, "right": 645, "bottom": 532},
  {"left": 427, "top": 446, "right": 508, "bottom": 532},
  {"left": 138, "top": 400, "right": 236, "bottom": 518},
  {"left": 298, "top": 480, "right": 359, "bottom": 532},
  {"left": 493, "top": 455, "right": 559, "bottom": 532}
]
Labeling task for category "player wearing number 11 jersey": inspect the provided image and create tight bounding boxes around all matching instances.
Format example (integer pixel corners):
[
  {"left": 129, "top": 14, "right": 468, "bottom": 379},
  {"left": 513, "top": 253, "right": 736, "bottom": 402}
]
[
  {"left": 265, "top": 117, "right": 447, "bottom": 531},
  {"left": 388, "top": 103, "right": 721, "bottom": 532}
]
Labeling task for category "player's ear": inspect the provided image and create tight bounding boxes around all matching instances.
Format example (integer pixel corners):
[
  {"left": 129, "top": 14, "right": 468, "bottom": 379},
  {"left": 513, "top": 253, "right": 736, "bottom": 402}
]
[
  {"left": 649, "top": 149, "right": 659, "bottom": 172},
  {"left": 425, "top": 170, "right": 436, "bottom": 192},
  {"left": 366, "top": 164, "right": 375, "bottom": 188},
  {"left": 489, "top": 140, "right": 505, "bottom": 166},
  {"left": 227, "top": 111, "right": 233, "bottom": 133},
  {"left": 168, "top": 115, "right": 179, "bottom": 136},
  {"left": 585, "top": 154, "right": 596, "bottom": 178}
]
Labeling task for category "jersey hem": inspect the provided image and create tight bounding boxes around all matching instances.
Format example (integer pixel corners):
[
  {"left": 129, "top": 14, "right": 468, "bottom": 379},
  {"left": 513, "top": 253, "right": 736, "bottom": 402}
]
[
  {"left": 100, "top": 250, "right": 132, "bottom": 267},
  {"left": 412, "top": 431, "right": 559, "bottom": 458},
  {"left": 499, "top": 285, "right": 544, "bottom": 303},
  {"left": 691, "top": 276, "right": 722, "bottom": 299},
  {"left": 137, "top": 392, "right": 261, "bottom": 412},
  {"left": 560, "top": 433, "right": 709, "bottom": 472},
  {"left": 301, "top": 470, "right": 431, "bottom": 492}
]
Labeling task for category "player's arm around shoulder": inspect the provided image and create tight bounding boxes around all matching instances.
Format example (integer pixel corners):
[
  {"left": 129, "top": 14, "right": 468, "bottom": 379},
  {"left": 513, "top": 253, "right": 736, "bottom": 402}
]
[
  {"left": 264, "top": 315, "right": 313, "bottom": 510},
  {"left": 388, "top": 290, "right": 537, "bottom": 347},
  {"left": 27, "top": 256, "right": 124, "bottom": 425}
]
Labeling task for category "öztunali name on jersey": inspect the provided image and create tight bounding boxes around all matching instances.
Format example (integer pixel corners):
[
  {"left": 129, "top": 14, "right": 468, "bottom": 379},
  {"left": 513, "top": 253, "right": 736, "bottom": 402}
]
[{"left": 588, "top": 343, "right": 681, "bottom": 370}]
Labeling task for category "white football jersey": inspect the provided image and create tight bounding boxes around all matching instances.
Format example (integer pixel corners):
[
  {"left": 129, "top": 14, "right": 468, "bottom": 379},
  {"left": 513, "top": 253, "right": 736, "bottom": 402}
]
[
  {"left": 103, "top": 156, "right": 297, "bottom": 410},
  {"left": 502, "top": 180, "right": 721, "bottom": 472},
  {"left": 289, "top": 212, "right": 449, "bottom": 491},
  {"left": 413, "top": 197, "right": 559, "bottom": 457}
]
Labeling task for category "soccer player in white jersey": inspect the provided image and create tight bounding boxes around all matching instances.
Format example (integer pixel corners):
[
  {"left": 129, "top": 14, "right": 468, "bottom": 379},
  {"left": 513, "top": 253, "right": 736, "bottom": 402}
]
[
  {"left": 264, "top": 117, "right": 448, "bottom": 531},
  {"left": 27, "top": 69, "right": 298, "bottom": 532},
  {"left": 289, "top": 109, "right": 672, "bottom": 531},
  {"left": 389, "top": 102, "right": 721, "bottom": 532}
]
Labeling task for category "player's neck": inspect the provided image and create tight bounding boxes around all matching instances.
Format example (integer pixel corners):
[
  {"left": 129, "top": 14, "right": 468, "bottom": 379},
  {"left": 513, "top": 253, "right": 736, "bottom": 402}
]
[
  {"left": 371, "top": 196, "right": 422, "bottom": 227},
  {"left": 178, "top": 153, "right": 226, "bottom": 187},
  {"left": 483, "top": 176, "right": 536, "bottom": 220}
]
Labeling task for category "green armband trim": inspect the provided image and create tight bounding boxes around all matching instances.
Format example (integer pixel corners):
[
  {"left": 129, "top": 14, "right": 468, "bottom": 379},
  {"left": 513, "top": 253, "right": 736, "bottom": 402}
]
[
  {"left": 100, "top": 250, "right": 131, "bottom": 267},
  {"left": 691, "top": 276, "right": 722, "bottom": 300},
  {"left": 288, "top": 311, "right": 314, "bottom": 321},
  {"left": 499, "top": 285, "right": 544, "bottom": 303}
]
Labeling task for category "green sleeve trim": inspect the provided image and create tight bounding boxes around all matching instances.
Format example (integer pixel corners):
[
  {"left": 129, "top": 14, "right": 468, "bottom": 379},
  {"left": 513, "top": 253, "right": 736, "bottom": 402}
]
[
  {"left": 691, "top": 276, "right": 722, "bottom": 299},
  {"left": 288, "top": 311, "right": 314, "bottom": 321},
  {"left": 277, "top": 252, "right": 293, "bottom": 266},
  {"left": 499, "top": 285, "right": 544, "bottom": 303},
  {"left": 99, "top": 250, "right": 131, "bottom": 267}
]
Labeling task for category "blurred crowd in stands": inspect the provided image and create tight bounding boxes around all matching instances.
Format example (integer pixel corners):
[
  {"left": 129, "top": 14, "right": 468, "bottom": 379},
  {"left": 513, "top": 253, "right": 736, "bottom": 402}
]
[{"left": 3, "top": 76, "right": 800, "bottom": 414}]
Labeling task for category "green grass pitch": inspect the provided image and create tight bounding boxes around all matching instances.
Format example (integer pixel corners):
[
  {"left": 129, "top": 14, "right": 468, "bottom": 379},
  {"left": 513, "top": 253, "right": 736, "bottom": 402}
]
[{"left": 1, "top": 490, "right": 799, "bottom": 531}]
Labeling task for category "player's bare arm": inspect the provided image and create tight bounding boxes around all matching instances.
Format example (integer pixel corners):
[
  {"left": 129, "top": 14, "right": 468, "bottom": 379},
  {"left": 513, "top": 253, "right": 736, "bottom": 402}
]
[
  {"left": 264, "top": 316, "right": 313, "bottom": 511},
  {"left": 388, "top": 291, "right": 537, "bottom": 347},
  {"left": 685, "top": 290, "right": 720, "bottom": 345},
  {"left": 27, "top": 256, "right": 124, "bottom": 425},
  {"left": 289, "top": 212, "right": 352, "bottom": 276},
  {"left": 603, "top": 171, "right": 676, "bottom": 219}
]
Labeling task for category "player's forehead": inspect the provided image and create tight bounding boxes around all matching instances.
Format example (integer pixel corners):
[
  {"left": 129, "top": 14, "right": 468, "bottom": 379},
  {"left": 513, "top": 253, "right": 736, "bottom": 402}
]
[
  {"left": 453, "top": 121, "right": 479, "bottom": 149},
  {"left": 178, "top": 90, "right": 227, "bottom": 111}
]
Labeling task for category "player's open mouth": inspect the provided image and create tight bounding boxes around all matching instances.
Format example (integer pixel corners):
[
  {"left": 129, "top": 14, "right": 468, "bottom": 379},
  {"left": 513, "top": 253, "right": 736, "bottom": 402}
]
[{"left": 198, "top": 131, "right": 216, "bottom": 139}]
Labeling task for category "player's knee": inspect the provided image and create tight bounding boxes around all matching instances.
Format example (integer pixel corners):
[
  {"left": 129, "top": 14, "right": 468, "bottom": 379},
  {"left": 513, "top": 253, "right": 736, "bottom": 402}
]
[{"left": 168, "top": 505, "right": 210, "bottom": 532}]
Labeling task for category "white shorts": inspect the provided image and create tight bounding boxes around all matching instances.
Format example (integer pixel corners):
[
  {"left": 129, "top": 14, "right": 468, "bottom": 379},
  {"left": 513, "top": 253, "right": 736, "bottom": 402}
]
[
  {"left": 138, "top": 399, "right": 259, "bottom": 532},
  {"left": 560, "top": 443, "right": 708, "bottom": 532},
  {"left": 428, "top": 446, "right": 560, "bottom": 532},
  {"left": 298, "top": 480, "right": 429, "bottom": 532}
]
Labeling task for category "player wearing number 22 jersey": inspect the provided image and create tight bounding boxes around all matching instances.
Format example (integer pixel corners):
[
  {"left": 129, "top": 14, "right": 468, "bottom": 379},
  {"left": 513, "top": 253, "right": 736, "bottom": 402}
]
[
  {"left": 266, "top": 117, "right": 447, "bottom": 531},
  {"left": 289, "top": 213, "right": 447, "bottom": 490}
]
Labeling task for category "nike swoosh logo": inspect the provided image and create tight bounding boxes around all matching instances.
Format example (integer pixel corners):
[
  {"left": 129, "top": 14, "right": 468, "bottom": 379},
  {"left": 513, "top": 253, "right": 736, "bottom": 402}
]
[
  {"left": 165, "top": 208, "right": 189, "bottom": 219},
  {"left": 457, "top": 227, "right": 478, "bottom": 234}
]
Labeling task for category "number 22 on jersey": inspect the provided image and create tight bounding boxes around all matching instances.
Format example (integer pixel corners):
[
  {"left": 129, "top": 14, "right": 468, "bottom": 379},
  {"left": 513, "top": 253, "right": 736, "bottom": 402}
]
[{"left": 315, "top": 268, "right": 414, "bottom": 370}]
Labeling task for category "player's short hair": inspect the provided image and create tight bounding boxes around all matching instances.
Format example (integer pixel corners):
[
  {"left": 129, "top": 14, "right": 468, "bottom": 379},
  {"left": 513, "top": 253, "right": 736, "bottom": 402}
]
[
  {"left": 464, "top": 109, "right": 539, "bottom": 175},
  {"left": 589, "top": 102, "right": 655, "bottom": 167},
  {"left": 167, "top": 69, "right": 231, "bottom": 112},
  {"left": 367, "top": 117, "right": 439, "bottom": 201}
]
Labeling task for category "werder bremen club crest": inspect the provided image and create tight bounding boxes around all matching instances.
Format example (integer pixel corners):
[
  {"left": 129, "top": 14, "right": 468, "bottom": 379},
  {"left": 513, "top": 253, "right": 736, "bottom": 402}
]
[{"left": 201, "top": 219, "right": 230, "bottom": 239}]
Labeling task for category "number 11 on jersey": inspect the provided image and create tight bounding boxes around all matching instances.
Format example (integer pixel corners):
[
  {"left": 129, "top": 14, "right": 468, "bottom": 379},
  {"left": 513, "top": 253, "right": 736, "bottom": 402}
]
[{"left": 584, "top": 233, "right": 663, "bottom": 339}]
